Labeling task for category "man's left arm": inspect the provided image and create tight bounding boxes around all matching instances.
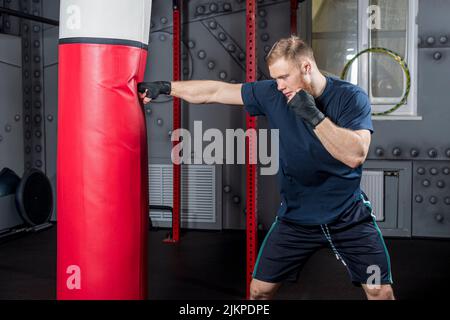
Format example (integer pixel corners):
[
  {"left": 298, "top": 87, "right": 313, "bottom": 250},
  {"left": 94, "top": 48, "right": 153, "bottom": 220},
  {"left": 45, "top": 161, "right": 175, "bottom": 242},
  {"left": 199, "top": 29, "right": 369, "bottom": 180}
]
[
  {"left": 288, "top": 90, "right": 372, "bottom": 169},
  {"left": 314, "top": 120, "right": 371, "bottom": 169}
]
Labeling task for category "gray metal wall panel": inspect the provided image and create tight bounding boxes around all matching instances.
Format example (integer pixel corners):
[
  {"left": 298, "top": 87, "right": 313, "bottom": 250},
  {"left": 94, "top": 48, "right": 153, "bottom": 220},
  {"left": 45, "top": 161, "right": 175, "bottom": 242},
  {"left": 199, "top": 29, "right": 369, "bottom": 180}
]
[
  {"left": 0, "top": 34, "right": 24, "bottom": 175},
  {"left": 412, "top": 161, "right": 450, "bottom": 238},
  {"left": 0, "top": 34, "right": 24, "bottom": 230}
]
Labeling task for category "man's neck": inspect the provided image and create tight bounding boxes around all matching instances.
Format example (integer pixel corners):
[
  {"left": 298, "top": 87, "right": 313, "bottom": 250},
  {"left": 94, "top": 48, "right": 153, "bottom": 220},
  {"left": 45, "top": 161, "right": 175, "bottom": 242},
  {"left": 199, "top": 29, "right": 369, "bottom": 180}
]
[{"left": 310, "top": 72, "right": 327, "bottom": 98}]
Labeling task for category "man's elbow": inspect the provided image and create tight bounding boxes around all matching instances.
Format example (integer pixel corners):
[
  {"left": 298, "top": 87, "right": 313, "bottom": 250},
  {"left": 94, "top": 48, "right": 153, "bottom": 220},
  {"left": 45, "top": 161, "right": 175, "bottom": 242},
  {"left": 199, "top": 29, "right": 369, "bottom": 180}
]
[{"left": 348, "top": 154, "right": 367, "bottom": 169}]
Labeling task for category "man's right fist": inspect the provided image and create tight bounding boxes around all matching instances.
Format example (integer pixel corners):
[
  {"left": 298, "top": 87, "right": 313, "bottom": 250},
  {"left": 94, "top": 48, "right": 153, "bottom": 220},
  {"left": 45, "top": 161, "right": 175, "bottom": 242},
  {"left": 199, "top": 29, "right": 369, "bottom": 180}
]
[{"left": 138, "top": 81, "right": 172, "bottom": 100}]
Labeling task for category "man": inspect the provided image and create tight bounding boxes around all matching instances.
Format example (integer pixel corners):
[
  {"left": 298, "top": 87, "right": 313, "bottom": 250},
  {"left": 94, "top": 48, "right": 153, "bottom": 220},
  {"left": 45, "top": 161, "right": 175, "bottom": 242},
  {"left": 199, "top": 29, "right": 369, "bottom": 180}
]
[{"left": 138, "top": 36, "right": 395, "bottom": 300}]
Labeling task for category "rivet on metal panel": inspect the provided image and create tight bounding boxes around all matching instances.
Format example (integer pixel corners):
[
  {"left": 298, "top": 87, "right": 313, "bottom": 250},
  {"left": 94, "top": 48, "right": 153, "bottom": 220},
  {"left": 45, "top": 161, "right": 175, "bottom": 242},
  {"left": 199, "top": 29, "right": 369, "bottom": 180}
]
[
  {"left": 210, "top": 3, "right": 218, "bottom": 12},
  {"left": 422, "top": 179, "right": 430, "bottom": 187},
  {"left": 429, "top": 196, "right": 438, "bottom": 205},
  {"left": 227, "top": 44, "right": 236, "bottom": 52},
  {"left": 198, "top": 50, "right": 206, "bottom": 59},
  {"left": 208, "top": 21, "right": 217, "bottom": 29},
  {"left": 415, "top": 195, "right": 423, "bottom": 203},
  {"left": 196, "top": 5, "right": 205, "bottom": 15},
  {"left": 410, "top": 148, "right": 419, "bottom": 157},
  {"left": 436, "top": 180, "right": 445, "bottom": 189},
  {"left": 375, "top": 147, "right": 384, "bottom": 157},
  {"left": 435, "top": 214, "right": 444, "bottom": 223},
  {"left": 433, "top": 52, "right": 442, "bottom": 60},
  {"left": 392, "top": 147, "right": 401, "bottom": 156},
  {"left": 428, "top": 148, "right": 438, "bottom": 158}
]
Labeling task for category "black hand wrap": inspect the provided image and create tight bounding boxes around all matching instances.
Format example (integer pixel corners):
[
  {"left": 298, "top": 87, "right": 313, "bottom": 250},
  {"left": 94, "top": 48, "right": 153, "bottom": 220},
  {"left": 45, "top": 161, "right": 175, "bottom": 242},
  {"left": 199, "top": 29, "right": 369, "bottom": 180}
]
[
  {"left": 138, "top": 81, "right": 171, "bottom": 99},
  {"left": 288, "top": 90, "right": 325, "bottom": 128}
]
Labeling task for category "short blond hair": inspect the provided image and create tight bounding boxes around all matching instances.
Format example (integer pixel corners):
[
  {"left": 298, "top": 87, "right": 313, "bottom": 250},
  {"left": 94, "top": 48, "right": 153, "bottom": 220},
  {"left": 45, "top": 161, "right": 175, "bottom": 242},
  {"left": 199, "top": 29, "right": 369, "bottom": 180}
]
[{"left": 266, "top": 35, "right": 314, "bottom": 67}]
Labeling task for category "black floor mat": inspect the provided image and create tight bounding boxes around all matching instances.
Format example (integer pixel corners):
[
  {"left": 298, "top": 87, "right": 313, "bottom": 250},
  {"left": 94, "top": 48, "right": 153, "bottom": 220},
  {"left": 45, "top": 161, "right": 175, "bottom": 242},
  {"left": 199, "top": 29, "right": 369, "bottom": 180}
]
[{"left": 0, "top": 226, "right": 449, "bottom": 300}]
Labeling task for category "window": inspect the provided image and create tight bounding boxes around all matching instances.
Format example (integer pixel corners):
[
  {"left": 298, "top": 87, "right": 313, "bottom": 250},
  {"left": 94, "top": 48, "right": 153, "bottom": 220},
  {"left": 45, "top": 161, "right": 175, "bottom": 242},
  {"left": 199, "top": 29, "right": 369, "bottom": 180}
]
[{"left": 311, "top": 0, "right": 418, "bottom": 118}]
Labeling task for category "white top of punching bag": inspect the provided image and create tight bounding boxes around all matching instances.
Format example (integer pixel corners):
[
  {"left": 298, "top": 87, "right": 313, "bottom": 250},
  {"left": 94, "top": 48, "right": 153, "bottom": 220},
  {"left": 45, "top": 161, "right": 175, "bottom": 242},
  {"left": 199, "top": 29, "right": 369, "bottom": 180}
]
[{"left": 59, "top": 0, "right": 152, "bottom": 46}]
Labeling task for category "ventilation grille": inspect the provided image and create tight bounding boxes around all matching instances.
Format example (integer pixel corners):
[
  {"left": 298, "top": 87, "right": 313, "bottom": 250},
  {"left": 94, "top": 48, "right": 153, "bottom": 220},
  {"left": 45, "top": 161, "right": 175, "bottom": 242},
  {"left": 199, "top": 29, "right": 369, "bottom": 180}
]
[
  {"left": 361, "top": 170, "right": 384, "bottom": 221},
  {"left": 149, "top": 165, "right": 216, "bottom": 224}
]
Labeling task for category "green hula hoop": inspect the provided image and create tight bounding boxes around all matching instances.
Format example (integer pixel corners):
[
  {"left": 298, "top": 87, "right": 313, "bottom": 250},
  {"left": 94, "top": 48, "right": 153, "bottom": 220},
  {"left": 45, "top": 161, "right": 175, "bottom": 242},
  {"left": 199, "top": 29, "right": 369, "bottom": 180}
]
[{"left": 340, "top": 47, "right": 411, "bottom": 116}]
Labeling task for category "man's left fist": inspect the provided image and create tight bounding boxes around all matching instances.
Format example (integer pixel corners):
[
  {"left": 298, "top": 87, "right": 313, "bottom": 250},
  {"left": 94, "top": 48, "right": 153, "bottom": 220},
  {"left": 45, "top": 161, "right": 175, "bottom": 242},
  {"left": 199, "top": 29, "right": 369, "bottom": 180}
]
[{"left": 288, "top": 90, "right": 325, "bottom": 129}]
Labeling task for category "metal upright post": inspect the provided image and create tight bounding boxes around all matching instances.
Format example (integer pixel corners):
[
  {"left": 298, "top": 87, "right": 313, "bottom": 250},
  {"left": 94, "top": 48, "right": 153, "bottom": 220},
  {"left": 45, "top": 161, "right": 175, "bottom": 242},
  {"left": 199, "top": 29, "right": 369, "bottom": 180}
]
[
  {"left": 245, "top": 0, "right": 258, "bottom": 300},
  {"left": 165, "top": 0, "right": 182, "bottom": 244}
]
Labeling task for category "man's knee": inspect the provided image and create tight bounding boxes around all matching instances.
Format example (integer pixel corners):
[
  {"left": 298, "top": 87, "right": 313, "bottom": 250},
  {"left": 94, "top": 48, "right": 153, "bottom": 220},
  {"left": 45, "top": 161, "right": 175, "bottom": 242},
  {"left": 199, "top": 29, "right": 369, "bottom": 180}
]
[
  {"left": 250, "top": 279, "right": 280, "bottom": 300},
  {"left": 363, "top": 284, "right": 395, "bottom": 300}
]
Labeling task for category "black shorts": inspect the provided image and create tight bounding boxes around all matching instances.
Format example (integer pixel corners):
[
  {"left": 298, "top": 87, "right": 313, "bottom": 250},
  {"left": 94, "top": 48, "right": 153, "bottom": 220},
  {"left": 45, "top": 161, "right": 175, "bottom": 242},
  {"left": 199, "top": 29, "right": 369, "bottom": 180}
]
[{"left": 253, "top": 193, "right": 393, "bottom": 287}]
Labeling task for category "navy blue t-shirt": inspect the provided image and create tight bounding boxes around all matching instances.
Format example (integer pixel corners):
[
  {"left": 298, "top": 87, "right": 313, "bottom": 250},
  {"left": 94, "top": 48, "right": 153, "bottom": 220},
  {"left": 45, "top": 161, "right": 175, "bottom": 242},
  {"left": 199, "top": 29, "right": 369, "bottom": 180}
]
[{"left": 241, "top": 76, "right": 373, "bottom": 225}]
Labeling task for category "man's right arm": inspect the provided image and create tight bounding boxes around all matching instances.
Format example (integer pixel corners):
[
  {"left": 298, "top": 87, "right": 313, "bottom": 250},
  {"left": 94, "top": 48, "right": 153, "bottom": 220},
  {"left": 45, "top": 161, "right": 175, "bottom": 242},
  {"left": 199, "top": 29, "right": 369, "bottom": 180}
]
[{"left": 139, "top": 80, "right": 244, "bottom": 106}]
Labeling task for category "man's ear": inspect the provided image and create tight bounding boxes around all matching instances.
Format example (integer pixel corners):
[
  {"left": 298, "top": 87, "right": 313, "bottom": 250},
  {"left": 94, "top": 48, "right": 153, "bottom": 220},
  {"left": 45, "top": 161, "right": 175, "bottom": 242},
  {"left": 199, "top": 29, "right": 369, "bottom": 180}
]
[
  {"left": 299, "top": 60, "right": 310, "bottom": 75},
  {"left": 303, "top": 61, "right": 312, "bottom": 74}
]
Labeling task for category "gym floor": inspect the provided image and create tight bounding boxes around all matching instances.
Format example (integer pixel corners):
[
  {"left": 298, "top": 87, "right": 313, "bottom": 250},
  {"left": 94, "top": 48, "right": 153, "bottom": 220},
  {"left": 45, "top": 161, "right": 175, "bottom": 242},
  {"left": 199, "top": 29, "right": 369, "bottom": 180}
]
[{"left": 0, "top": 226, "right": 449, "bottom": 300}]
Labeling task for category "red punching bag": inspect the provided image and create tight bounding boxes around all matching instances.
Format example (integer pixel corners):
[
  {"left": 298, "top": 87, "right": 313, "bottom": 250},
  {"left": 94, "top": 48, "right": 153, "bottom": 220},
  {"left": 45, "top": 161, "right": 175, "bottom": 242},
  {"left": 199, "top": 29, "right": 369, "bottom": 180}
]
[{"left": 57, "top": 0, "right": 152, "bottom": 300}]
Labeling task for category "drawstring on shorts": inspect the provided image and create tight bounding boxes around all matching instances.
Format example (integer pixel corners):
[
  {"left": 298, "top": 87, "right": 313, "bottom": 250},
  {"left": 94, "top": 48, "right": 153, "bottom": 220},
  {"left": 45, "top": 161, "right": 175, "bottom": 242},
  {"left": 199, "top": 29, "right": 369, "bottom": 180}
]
[{"left": 321, "top": 224, "right": 347, "bottom": 267}]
